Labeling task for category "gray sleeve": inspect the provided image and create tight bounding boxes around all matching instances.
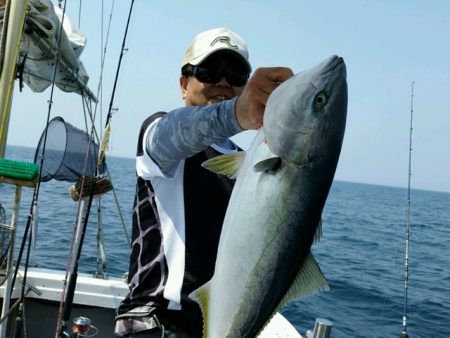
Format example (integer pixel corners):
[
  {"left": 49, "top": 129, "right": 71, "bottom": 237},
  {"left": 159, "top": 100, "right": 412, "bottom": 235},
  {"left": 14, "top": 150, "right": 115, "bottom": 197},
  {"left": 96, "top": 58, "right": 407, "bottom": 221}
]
[{"left": 146, "top": 97, "right": 244, "bottom": 175}]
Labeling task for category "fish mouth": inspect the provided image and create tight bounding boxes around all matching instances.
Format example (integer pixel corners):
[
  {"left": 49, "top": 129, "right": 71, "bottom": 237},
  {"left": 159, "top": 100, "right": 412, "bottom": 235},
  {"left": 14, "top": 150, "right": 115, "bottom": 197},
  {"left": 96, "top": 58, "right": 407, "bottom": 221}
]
[
  {"left": 307, "top": 55, "right": 346, "bottom": 92},
  {"left": 319, "top": 55, "right": 347, "bottom": 79},
  {"left": 331, "top": 56, "right": 346, "bottom": 78}
]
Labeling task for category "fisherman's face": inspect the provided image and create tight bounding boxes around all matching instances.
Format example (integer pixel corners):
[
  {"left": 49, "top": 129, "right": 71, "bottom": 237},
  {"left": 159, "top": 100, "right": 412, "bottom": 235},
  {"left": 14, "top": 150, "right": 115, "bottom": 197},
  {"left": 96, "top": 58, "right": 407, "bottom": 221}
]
[{"left": 180, "top": 52, "right": 249, "bottom": 106}]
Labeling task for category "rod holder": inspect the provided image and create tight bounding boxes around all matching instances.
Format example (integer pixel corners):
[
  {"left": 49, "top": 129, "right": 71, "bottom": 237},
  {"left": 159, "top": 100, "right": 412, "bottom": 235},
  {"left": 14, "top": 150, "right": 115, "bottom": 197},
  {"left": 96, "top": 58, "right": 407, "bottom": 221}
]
[{"left": 305, "top": 318, "right": 333, "bottom": 338}]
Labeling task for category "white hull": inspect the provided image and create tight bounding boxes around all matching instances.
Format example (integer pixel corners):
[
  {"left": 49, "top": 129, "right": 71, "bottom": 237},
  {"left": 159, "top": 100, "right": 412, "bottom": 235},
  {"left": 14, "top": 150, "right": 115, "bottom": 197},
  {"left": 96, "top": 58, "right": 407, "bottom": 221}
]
[
  {"left": 0, "top": 267, "right": 128, "bottom": 337},
  {"left": 0, "top": 267, "right": 302, "bottom": 337}
]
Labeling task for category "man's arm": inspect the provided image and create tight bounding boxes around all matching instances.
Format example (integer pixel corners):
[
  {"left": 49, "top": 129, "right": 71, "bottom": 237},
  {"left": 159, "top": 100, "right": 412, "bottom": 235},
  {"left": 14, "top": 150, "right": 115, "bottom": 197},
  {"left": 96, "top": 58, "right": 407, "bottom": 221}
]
[
  {"left": 146, "top": 67, "right": 293, "bottom": 176},
  {"left": 146, "top": 97, "right": 243, "bottom": 175}
]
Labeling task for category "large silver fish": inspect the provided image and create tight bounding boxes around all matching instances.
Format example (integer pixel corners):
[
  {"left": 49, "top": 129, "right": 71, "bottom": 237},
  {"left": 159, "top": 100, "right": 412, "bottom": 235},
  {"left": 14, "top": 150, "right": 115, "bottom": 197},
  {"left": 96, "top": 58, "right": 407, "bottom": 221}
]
[{"left": 195, "top": 55, "right": 348, "bottom": 338}]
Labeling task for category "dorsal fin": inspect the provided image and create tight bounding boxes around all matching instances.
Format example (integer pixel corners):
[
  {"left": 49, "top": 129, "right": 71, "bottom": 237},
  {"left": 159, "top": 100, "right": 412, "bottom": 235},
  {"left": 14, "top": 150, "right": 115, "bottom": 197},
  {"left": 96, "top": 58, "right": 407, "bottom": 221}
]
[
  {"left": 314, "top": 218, "right": 323, "bottom": 243},
  {"left": 277, "top": 253, "right": 329, "bottom": 310},
  {"left": 257, "top": 253, "right": 328, "bottom": 337}
]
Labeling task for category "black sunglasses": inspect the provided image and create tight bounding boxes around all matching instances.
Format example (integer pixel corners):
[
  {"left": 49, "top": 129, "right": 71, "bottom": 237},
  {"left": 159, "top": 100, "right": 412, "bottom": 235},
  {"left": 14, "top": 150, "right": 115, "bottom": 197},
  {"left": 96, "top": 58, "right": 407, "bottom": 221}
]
[{"left": 183, "top": 65, "right": 249, "bottom": 87}]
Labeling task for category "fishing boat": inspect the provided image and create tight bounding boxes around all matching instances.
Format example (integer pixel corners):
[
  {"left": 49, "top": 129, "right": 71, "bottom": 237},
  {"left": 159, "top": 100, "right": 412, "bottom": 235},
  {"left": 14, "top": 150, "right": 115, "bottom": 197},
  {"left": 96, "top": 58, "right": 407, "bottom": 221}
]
[{"left": 0, "top": 1, "right": 332, "bottom": 337}]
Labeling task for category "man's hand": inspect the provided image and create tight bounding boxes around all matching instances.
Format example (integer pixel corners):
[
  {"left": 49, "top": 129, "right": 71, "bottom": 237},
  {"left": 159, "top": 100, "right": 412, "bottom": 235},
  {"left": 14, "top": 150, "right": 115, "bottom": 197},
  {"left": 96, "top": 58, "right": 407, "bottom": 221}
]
[{"left": 235, "top": 67, "right": 293, "bottom": 130}]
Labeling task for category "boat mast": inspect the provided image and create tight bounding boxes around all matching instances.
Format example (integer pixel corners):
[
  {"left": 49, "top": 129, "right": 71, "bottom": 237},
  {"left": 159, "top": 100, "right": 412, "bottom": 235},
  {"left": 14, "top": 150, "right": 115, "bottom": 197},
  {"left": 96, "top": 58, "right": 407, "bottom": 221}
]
[
  {"left": 0, "top": 0, "right": 29, "bottom": 157},
  {"left": 400, "top": 81, "right": 414, "bottom": 338}
]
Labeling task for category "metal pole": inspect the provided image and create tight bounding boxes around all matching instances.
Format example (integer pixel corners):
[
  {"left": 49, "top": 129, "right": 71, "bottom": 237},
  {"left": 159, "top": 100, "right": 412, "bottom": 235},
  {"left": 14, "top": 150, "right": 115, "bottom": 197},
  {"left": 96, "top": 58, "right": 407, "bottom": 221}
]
[
  {"left": 0, "top": 0, "right": 29, "bottom": 157},
  {"left": 0, "top": 185, "right": 22, "bottom": 337}
]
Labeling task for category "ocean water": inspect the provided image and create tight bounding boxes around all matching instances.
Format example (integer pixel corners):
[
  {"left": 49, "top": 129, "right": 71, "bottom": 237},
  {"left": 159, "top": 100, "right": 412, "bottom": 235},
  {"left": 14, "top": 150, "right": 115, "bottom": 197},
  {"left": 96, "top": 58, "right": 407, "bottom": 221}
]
[{"left": 1, "top": 145, "right": 449, "bottom": 338}]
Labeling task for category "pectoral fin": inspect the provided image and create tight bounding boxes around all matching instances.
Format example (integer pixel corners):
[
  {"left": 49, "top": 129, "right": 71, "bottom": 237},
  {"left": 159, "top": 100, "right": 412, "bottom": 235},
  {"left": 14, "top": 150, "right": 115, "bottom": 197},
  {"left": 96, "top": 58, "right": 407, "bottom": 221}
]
[
  {"left": 201, "top": 151, "right": 246, "bottom": 179},
  {"left": 253, "top": 157, "right": 283, "bottom": 173}
]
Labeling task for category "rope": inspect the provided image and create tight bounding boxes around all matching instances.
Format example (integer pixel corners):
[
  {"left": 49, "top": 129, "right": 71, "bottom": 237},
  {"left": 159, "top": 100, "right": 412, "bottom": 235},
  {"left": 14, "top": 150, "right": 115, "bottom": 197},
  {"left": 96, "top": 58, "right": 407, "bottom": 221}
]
[{"left": 95, "top": 198, "right": 108, "bottom": 278}]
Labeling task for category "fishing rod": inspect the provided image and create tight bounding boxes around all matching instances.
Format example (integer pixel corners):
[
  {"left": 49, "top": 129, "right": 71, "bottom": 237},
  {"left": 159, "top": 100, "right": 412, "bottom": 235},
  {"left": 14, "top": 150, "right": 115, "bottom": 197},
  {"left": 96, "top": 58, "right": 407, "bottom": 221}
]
[
  {"left": 9, "top": 0, "right": 73, "bottom": 336},
  {"left": 400, "top": 81, "right": 414, "bottom": 338},
  {"left": 58, "top": 193, "right": 95, "bottom": 338},
  {"left": 57, "top": 1, "right": 135, "bottom": 336},
  {"left": 104, "top": 0, "right": 135, "bottom": 128},
  {"left": 96, "top": 0, "right": 135, "bottom": 173}
]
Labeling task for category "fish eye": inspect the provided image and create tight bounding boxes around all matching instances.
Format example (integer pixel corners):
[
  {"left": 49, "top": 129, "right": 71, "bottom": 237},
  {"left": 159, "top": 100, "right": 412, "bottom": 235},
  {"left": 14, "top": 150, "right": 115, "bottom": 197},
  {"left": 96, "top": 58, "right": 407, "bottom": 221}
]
[{"left": 314, "top": 92, "right": 328, "bottom": 108}]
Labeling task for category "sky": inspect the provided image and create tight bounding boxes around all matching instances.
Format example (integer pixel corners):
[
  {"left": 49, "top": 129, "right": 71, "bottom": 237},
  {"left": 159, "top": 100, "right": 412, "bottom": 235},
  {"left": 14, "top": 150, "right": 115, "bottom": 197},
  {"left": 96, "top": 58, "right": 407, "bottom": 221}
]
[{"left": 5, "top": 0, "right": 450, "bottom": 192}]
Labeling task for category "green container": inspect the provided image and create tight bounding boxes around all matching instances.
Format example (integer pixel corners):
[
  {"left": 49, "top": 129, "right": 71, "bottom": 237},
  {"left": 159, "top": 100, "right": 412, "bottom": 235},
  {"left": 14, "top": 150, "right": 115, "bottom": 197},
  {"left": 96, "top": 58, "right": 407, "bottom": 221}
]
[{"left": 0, "top": 158, "right": 39, "bottom": 181}]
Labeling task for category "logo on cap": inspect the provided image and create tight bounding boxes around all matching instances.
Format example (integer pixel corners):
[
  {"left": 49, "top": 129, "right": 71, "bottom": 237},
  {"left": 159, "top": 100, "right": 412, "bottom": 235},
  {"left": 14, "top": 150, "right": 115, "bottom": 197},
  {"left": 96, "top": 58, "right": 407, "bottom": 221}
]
[{"left": 211, "top": 36, "right": 238, "bottom": 49}]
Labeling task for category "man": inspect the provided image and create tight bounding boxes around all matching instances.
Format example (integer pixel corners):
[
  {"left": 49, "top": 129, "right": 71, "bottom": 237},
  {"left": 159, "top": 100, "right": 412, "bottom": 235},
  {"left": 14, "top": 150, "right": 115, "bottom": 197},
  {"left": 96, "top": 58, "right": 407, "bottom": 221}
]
[{"left": 115, "top": 27, "right": 292, "bottom": 337}]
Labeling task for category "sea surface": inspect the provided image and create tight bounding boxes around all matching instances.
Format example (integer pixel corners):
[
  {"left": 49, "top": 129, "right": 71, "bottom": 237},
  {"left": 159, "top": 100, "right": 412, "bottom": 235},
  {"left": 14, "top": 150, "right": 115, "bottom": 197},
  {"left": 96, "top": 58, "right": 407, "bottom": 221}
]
[{"left": 1, "top": 145, "right": 449, "bottom": 338}]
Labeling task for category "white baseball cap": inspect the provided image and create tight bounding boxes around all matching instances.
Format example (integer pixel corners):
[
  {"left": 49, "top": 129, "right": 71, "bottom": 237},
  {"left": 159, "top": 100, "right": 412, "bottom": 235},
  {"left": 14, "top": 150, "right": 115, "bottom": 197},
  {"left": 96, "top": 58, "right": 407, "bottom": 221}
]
[{"left": 182, "top": 27, "right": 251, "bottom": 72}]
